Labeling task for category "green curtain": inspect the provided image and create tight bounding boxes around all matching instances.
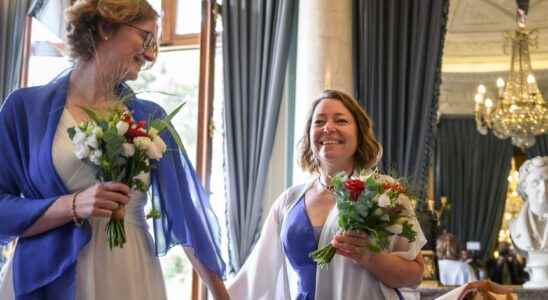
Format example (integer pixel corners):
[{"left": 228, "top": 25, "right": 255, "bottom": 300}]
[
  {"left": 435, "top": 117, "right": 513, "bottom": 260},
  {"left": 525, "top": 135, "right": 548, "bottom": 158},
  {"left": 222, "top": 0, "right": 298, "bottom": 272},
  {"left": 354, "top": 0, "right": 449, "bottom": 198},
  {"left": 0, "top": 0, "right": 32, "bottom": 102}
]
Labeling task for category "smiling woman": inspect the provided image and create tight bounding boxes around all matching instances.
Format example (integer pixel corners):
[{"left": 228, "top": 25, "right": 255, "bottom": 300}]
[{"left": 228, "top": 90, "right": 426, "bottom": 300}]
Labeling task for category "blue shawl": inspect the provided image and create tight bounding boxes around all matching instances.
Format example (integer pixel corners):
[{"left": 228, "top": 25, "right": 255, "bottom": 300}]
[{"left": 0, "top": 73, "right": 225, "bottom": 299}]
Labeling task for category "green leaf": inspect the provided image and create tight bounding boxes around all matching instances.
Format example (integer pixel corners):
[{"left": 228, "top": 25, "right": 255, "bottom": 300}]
[
  {"left": 165, "top": 123, "right": 187, "bottom": 154},
  {"left": 146, "top": 208, "right": 161, "bottom": 219},
  {"left": 401, "top": 221, "right": 417, "bottom": 242},
  {"left": 79, "top": 106, "right": 101, "bottom": 123},
  {"left": 67, "top": 127, "right": 76, "bottom": 140},
  {"left": 150, "top": 102, "right": 185, "bottom": 132}
]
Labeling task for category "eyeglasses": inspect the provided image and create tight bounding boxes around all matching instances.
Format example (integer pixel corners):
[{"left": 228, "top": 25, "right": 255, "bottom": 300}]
[{"left": 122, "top": 23, "right": 158, "bottom": 56}]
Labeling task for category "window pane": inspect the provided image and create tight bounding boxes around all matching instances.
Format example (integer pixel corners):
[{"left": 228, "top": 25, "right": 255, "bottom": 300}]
[
  {"left": 176, "top": 0, "right": 201, "bottom": 35},
  {"left": 27, "top": 18, "right": 72, "bottom": 87},
  {"left": 128, "top": 49, "right": 200, "bottom": 300},
  {"left": 129, "top": 49, "right": 200, "bottom": 166},
  {"left": 147, "top": 0, "right": 162, "bottom": 14}
]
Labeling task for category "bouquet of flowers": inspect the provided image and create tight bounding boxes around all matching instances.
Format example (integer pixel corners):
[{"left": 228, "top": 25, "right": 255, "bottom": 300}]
[
  {"left": 309, "top": 171, "right": 418, "bottom": 268},
  {"left": 68, "top": 102, "right": 183, "bottom": 249}
]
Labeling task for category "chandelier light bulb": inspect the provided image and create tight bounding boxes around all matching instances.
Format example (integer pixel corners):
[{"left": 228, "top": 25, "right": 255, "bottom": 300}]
[
  {"left": 527, "top": 74, "right": 536, "bottom": 84},
  {"left": 474, "top": 93, "right": 484, "bottom": 104},
  {"left": 496, "top": 78, "right": 505, "bottom": 88},
  {"left": 478, "top": 84, "right": 487, "bottom": 94},
  {"left": 485, "top": 98, "right": 494, "bottom": 108}
]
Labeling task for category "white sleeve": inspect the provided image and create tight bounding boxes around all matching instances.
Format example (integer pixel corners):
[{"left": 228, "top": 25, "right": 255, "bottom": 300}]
[{"left": 227, "top": 194, "right": 290, "bottom": 300}]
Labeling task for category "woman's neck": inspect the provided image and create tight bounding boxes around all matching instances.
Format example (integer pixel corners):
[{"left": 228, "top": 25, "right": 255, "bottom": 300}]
[
  {"left": 69, "top": 61, "right": 116, "bottom": 105},
  {"left": 319, "top": 163, "right": 354, "bottom": 185}
]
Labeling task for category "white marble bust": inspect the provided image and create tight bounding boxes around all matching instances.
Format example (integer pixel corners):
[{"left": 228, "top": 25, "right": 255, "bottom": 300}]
[
  {"left": 510, "top": 156, "right": 548, "bottom": 251},
  {"left": 509, "top": 156, "right": 548, "bottom": 288}
]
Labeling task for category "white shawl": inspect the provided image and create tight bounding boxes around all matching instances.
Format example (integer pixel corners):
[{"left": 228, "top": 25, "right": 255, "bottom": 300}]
[{"left": 227, "top": 180, "right": 427, "bottom": 300}]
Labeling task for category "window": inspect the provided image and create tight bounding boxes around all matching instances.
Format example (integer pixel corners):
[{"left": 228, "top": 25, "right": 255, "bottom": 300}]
[{"left": 26, "top": 18, "right": 71, "bottom": 87}]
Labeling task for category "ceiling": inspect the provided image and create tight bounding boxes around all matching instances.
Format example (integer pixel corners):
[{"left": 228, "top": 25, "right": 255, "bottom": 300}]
[
  {"left": 440, "top": 0, "right": 548, "bottom": 115},
  {"left": 443, "top": 0, "right": 548, "bottom": 72}
]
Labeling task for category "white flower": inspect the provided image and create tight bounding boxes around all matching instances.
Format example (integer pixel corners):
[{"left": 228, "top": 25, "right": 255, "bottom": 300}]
[
  {"left": 85, "top": 134, "right": 99, "bottom": 149},
  {"left": 377, "top": 193, "right": 391, "bottom": 208},
  {"left": 89, "top": 150, "right": 102, "bottom": 165},
  {"left": 134, "top": 136, "right": 153, "bottom": 150},
  {"left": 146, "top": 143, "right": 164, "bottom": 160},
  {"left": 148, "top": 127, "right": 159, "bottom": 138},
  {"left": 386, "top": 224, "right": 403, "bottom": 235},
  {"left": 375, "top": 174, "right": 397, "bottom": 184},
  {"left": 116, "top": 121, "right": 129, "bottom": 136},
  {"left": 72, "top": 128, "right": 87, "bottom": 145},
  {"left": 121, "top": 143, "right": 136, "bottom": 157},
  {"left": 152, "top": 135, "right": 167, "bottom": 154},
  {"left": 74, "top": 144, "right": 90, "bottom": 159}
]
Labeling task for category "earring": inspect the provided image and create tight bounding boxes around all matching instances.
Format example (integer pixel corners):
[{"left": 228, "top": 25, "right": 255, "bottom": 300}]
[{"left": 104, "top": 36, "right": 109, "bottom": 41}]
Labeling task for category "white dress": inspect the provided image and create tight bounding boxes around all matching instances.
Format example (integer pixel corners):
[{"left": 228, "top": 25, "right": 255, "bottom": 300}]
[
  {"left": 0, "top": 109, "right": 167, "bottom": 300},
  {"left": 228, "top": 180, "right": 427, "bottom": 300}
]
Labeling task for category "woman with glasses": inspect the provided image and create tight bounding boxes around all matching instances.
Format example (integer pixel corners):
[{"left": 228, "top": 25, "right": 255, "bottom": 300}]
[{"left": 0, "top": 1, "right": 228, "bottom": 299}]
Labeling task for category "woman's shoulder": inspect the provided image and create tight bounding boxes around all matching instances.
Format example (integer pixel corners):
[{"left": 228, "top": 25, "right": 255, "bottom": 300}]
[
  {"left": 2, "top": 85, "right": 48, "bottom": 107},
  {"left": 2, "top": 74, "right": 68, "bottom": 112},
  {"left": 130, "top": 97, "right": 166, "bottom": 117},
  {"left": 271, "top": 181, "right": 313, "bottom": 216}
]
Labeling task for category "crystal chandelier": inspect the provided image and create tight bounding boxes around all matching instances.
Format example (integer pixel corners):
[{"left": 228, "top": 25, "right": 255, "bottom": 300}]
[{"left": 474, "top": 9, "right": 547, "bottom": 149}]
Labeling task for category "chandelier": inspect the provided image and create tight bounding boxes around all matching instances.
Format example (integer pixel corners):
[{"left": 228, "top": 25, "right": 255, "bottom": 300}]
[{"left": 474, "top": 9, "right": 547, "bottom": 149}]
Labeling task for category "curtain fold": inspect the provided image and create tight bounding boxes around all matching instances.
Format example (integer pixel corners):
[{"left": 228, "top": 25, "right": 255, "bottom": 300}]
[
  {"left": 434, "top": 117, "right": 513, "bottom": 260},
  {"left": 354, "top": 0, "right": 449, "bottom": 197},
  {"left": 0, "top": 0, "right": 32, "bottom": 102},
  {"left": 221, "top": 0, "right": 297, "bottom": 271}
]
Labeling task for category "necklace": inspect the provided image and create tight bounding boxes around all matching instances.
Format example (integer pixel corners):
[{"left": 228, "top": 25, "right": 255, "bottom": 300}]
[{"left": 317, "top": 177, "right": 334, "bottom": 192}]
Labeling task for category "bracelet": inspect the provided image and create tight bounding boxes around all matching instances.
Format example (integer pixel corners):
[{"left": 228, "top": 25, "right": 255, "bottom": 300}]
[{"left": 72, "top": 191, "right": 84, "bottom": 227}]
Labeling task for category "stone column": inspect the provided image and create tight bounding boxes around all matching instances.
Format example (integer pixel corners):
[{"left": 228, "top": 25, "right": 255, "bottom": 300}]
[{"left": 293, "top": 0, "right": 354, "bottom": 182}]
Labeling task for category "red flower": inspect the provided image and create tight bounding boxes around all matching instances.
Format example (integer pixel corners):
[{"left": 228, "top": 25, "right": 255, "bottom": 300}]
[
  {"left": 125, "top": 120, "right": 148, "bottom": 140},
  {"left": 121, "top": 112, "right": 133, "bottom": 123},
  {"left": 383, "top": 182, "right": 405, "bottom": 193},
  {"left": 344, "top": 179, "right": 365, "bottom": 201}
]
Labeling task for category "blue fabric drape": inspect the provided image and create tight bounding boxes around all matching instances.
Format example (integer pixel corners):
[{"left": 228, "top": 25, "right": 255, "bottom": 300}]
[
  {"left": 434, "top": 117, "right": 513, "bottom": 260},
  {"left": 0, "top": 0, "right": 32, "bottom": 102},
  {"left": 354, "top": 0, "right": 449, "bottom": 197},
  {"left": 221, "top": 0, "right": 298, "bottom": 271}
]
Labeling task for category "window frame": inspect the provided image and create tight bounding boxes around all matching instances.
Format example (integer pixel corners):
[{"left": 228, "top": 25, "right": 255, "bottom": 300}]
[{"left": 160, "top": 0, "right": 201, "bottom": 47}]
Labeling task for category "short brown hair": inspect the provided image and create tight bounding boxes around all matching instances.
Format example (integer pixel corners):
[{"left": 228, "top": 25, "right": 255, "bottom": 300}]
[
  {"left": 298, "top": 90, "right": 381, "bottom": 174},
  {"left": 436, "top": 232, "right": 460, "bottom": 260},
  {"left": 65, "top": 0, "right": 159, "bottom": 62}
]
